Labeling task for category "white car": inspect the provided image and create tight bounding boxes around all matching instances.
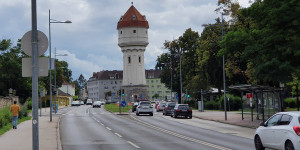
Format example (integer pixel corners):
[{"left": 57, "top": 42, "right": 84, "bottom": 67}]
[
  {"left": 93, "top": 101, "right": 101, "bottom": 108},
  {"left": 254, "top": 111, "right": 300, "bottom": 150},
  {"left": 136, "top": 101, "right": 153, "bottom": 116},
  {"left": 86, "top": 99, "right": 93, "bottom": 105}
]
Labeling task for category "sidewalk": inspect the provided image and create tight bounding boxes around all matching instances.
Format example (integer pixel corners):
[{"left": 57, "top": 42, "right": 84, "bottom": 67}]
[
  {"left": 192, "top": 110, "right": 262, "bottom": 129},
  {"left": 0, "top": 107, "right": 62, "bottom": 150}
]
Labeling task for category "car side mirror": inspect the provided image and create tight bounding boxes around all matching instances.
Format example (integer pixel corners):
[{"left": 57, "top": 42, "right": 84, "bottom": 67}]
[{"left": 260, "top": 122, "right": 265, "bottom": 126}]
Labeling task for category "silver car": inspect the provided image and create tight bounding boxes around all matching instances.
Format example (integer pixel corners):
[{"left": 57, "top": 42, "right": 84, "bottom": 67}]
[{"left": 136, "top": 101, "right": 153, "bottom": 116}]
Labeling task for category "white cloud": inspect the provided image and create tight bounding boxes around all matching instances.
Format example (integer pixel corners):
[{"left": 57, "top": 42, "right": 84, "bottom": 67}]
[{"left": 0, "top": 0, "right": 253, "bottom": 80}]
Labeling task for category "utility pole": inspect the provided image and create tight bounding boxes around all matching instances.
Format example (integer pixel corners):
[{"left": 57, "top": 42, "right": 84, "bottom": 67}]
[{"left": 31, "top": 0, "right": 39, "bottom": 149}]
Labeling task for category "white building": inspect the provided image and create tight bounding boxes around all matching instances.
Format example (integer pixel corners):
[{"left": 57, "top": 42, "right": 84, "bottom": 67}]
[
  {"left": 87, "top": 70, "right": 172, "bottom": 102},
  {"left": 117, "top": 5, "right": 149, "bottom": 101},
  {"left": 87, "top": 71, "right": 123, "bottom": 102},
  {"left": 59, "top": 82, "right": 75, "bottom": 96}
]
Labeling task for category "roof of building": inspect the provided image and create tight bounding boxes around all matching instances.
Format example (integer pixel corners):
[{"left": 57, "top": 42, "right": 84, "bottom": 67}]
[
  {"left": 57, "top": 89, "right": 71, "bottom": 97},
  {"left": 62, "top": 81, "right": 75, "bottom": 88},
  {"left": 91, "top": 70, "right": 123, "bottom": 80},
  {"left": 89, "top": 69, "right": 162, "bottom": 81},
  {"left": 117, "top": 5, "right": 149, "bottom": 29}
]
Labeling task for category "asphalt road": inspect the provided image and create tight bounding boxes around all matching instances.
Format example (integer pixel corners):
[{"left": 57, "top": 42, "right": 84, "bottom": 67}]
[{"left": 59, "top": 105, "right": 255, "bottom": 150}]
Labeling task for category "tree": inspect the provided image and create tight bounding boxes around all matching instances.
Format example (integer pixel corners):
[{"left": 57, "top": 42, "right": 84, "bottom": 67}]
[
  {"left": 221, "top": 0, "right": 300, "bottom": 85},
  {"left": 77, "top": 74, "right": 87, "bottom": 89},
  {"left": 0, "top": 39, "right": 32, "bottom": 100}
]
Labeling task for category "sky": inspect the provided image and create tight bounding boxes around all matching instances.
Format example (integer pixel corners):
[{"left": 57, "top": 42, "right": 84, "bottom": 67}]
[{"left": 0, "top": 0, "right": 252, "bottom": 81}]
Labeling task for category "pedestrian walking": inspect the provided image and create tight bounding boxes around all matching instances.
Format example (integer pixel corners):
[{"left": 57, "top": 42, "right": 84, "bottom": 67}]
[{"left": 10, "top": 101, "right": 20, "bottom": 129}]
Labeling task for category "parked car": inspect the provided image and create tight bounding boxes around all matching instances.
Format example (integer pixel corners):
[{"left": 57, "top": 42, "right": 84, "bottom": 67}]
[
  {"left": 100, "top": 101, "right": 105, "bottom": 105},
  {"left": 171, "top": 104, "right": 192, "bottom": 119},
  {"left": 71, "top": 101, "right": 80, "bottom": 106},
  {"left": 80, "top": 101, "right": 84, "bottom": 105},
  {"left": 93, "top": 101, "right": 101, "bottom": 108},
  {"left": 254, "top": 111, "right": 300, "bottom": 150},
  {"left": 86, "top": 99, "right": 93, "bottom": 105},
  {"left": 156, "top": 102, "right": 166, "bottom": 112},
  {"left": 136, "top": 101, "right": 153, "bottom": 116},
  {"left": 163, "top": 102, "right": 176, "bottom": 116},
  {"left": 132, "top": 102, "right": 139, "bottom": 112}
]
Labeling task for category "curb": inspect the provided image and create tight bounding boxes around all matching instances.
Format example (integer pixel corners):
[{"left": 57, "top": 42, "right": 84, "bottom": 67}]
[
  {"left": 192, "top": 115, "right": 258, "bottom": 129},
  {"left": 57, "top": 115, "right": 62, "bottom": 150}
]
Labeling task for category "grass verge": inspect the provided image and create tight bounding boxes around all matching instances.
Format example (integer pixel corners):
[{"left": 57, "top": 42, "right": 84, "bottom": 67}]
[
  {"left": 0, "top": 116, "right": 32, "bottom": 136},
  {"left": 104, "top": 103, "right": 131, "bottom": 112}
]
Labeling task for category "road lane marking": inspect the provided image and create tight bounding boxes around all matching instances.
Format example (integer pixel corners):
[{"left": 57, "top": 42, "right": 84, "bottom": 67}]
[
  {"left": 129, "top": 115, "right": 232, "bottom": 150},
  {"left": 100, "top": 123, "right": 104, "bottom": 126},
  {"left": 106, "top": 127, "right": 112, "bottom": 130},
  {"left": 127, "top": 141, "right": 140, "bottom": 149},
  {"left": 115, "top": 133, "right": 122, "bottom": 138}
]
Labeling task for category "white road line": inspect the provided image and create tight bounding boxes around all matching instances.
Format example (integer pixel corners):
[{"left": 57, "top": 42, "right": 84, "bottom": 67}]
[
  {"left": 127, "top": 141, "right": 140, "bottom": 149},
  {"left": 100, "top": 123, "right": 104, "bottom": 126},
  {"left": 115, "top": 133, "right": 122, "bottom": 138},
  {"left": 106, "top": 127, "right": 112, "bottom": 130}
]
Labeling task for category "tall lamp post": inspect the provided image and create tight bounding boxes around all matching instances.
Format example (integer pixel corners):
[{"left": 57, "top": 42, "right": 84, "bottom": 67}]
[
  {"left": 202, "top": 12, "right": 227, "bottom": 120},
  {"left": 48, "top": 9, "right": 71, "bottom": 121},
  {"left": 54, "top": 47, "right": 68, "bottom": 114}
]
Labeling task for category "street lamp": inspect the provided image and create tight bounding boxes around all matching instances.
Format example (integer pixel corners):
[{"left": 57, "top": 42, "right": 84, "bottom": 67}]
[
  {"left": 48, "top": 9, "right": 71, "bottom": 121},
  {"left": 54, "top": 47, "right": 68, "bottom": 114},
  {"left": 202, "top": 13, "right": 227, "bottom": 120}
]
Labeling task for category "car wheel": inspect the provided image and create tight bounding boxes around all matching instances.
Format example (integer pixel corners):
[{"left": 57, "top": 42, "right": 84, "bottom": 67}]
[
  {"left": 150, "top": 113, "right": 153, "bottom": 116},
  {"left": 171, "top": 113, "right": 173, "bottom": 117},
  {"left": 254, "top": 135, "right": 265, "bottom": 150},
  {"left": 285, "top": 140, "right": 295, "bottom": 150},
  {"left": 189, "top": 116, "right": 192, "bottom": 119},
  {"left": 174, "top": 114, "right": 177, "bottom": 118},
  {"left": 136, "top": 112, "right": 139, "bottom": 116}
]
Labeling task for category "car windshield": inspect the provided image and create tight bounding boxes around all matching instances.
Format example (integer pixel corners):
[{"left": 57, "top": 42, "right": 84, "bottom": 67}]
[
  {"left": 178, "top": 105, "right": 189, "bottom": 110},
  {"left": 94, "top": 101, "right": 101, "bottom": 104}
]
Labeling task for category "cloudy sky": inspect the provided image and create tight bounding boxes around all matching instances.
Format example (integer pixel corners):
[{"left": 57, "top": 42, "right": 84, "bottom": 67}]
[{"left": 0, "top": 0, "right": 251, "bottom": 80}]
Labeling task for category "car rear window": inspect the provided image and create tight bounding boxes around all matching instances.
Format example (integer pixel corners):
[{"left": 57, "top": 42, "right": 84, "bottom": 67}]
[
  {"left": 298, "top": 116, "right": 300, "bottom": 124},
  {"left": 140, "top": 102, "right": 150, "bottom": 106},
  {"left": 168, "top": 103, "right": 176, "bottom": 107},
  {"left": 178, "top": 105, "right": 189, "bottom": 109}
]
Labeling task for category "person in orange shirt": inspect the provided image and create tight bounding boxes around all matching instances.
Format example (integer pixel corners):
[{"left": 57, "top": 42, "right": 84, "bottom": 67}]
[{"left": 10, "top": 101, "right": 20, "bottom": 129}]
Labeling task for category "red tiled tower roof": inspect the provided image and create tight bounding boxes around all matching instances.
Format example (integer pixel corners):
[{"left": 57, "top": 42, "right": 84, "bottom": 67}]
[{"left": 117, "top": 5, "right": 149, "bottom": 29}]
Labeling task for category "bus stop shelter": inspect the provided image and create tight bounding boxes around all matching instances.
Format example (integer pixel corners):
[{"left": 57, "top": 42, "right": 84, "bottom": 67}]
[{"left": 229, "top": 84, "right": 284, "bottom": 123}]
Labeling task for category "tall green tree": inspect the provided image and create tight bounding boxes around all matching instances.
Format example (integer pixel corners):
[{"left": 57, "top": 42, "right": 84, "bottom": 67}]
[
  {"left": 0, "top": 39, "right": 31, "bottom": 100},
  {"left": 221, "top": 0, "right": 300, "bottom": 85}
]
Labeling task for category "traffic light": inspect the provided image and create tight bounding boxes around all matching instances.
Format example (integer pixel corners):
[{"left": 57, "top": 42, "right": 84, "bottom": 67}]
[
  {"left": 118, "top": 90, "right": 121, "bottom": 96},
  {"left": 187, "top": 94, "right": 190, "bottom": 98},
  {"left": 122, "top": 89, "right": 124, "bottom": 96}
]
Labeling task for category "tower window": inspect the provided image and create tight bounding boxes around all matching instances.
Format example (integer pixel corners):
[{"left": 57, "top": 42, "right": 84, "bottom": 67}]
[
  {"left": 120, "top": 31, "right": 122, "bottom": 34},
  {"left": 128, "top": 56, "right": 131, "bottom": 64},
  {"left": 139, "top": 56, "right": 141, "bottom": 63},
  {"left": 133, "top": 30, "right": 136, "bottom": 33},
  {"left": 132, "top": 15, "right": 136, "bottom": 20}
]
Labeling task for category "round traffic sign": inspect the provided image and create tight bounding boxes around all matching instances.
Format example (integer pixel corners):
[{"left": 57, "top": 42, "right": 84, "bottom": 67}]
[
  {"left": 121, "top": 101, "right": 127, "bottom": 107},
  {"left": 21, "top": 30, "right": 48, "bottom": 56}
]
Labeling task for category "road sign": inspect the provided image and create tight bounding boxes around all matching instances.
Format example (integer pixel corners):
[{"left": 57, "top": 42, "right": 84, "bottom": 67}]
[
  {"left": 22, "top": 57, "right": 49, "bottom": 77},
  {"left": 112, "top": 92, "right": 115, "bottom": 96},
  {"left": 121, "top": 101, "right": 126, "bottom": 107},
  {"left": 21, "top": 30, "right": 48, "bottom": 56},
  {"left": 139, "top": 94, "right": 142, "bottom": 99}
]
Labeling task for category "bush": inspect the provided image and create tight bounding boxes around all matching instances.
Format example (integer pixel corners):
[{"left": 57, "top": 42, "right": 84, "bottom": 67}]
[
  {"left": 284, "top": 98, "right": 297, "bottom": 108},
  {"left": 19, "top": 106, "right": 28, "bottom": 119},
  {"left": 0, "top": 107, "right": 12, "bottom": 129},
  {"left": 26, "top": 98, "right": 32, "bottom": 110},
  {"left": 217, "top": 94, "right": 242, "bottom": 111},
  {"left": 204, "top": 100, "right": 220, "bottom": 110}
]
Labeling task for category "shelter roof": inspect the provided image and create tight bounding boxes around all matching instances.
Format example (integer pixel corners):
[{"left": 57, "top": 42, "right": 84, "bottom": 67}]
[{"left": 229, "top": 84, "right": 282, "bottom": 92}]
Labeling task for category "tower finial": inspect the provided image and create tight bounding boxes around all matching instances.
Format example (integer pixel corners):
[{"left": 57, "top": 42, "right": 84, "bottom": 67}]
[{"left": 131, "top": 2, "right": 133, "bottom": 5}]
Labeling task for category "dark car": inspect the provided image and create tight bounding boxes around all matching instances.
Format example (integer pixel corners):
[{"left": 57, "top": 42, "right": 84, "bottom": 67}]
[
  {"left": 171, "top": 104, "right": 192, "bottom": 119},
  {"left": 163, "top": 102, "right": 176, "bottom": 116},
  {"left": 132, "top": 102, "right": 139, "bottom": 112}
]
